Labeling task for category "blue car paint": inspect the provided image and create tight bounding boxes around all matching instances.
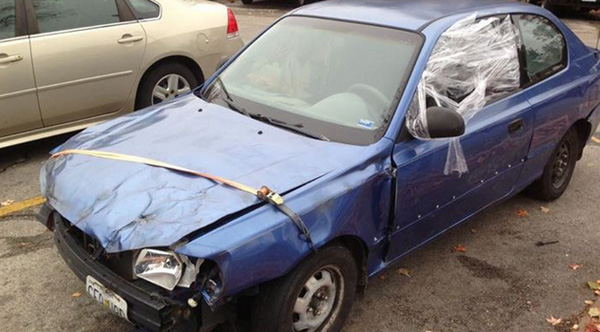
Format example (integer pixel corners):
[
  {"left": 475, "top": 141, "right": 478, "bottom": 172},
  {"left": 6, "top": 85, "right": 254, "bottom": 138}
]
[
  {"left": 41, "top": 96, "right": 369, "bottom": 253},
  {"left": 41, "top": 0, "right": 600, "bottom": 309}
]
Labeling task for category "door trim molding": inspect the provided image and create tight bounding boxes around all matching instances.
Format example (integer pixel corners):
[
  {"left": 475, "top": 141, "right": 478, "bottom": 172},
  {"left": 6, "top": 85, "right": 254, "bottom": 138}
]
[
  {"left": 0, "top": 88, "right": 37, "bottom": 100},
  {"left": 37, "top": 70, "right": 134, "bottom": 92}
]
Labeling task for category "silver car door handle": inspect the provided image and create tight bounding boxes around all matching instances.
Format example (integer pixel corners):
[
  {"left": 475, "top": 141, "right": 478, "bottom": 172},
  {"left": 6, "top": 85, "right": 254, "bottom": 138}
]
[
  {"left": 0, "top": 54, "right": 24, "bottom": 65},
  {"left": 117, "top": 36, "right": 144, "bottom": 44}
]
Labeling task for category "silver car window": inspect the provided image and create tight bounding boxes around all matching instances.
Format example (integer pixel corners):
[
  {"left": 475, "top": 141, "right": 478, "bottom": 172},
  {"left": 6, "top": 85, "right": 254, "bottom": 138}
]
[
  {"left": 0, "top": 0, "right": 15, "bottom": 40},
  {"left": 32, "top": 0, "right": 120, "bottom": 34},
  {"left": 127, "top": 0, "right": 159, "bottom": 20},
  {"left": 514, "top": 14, "right": 566, "bottom": 82}
]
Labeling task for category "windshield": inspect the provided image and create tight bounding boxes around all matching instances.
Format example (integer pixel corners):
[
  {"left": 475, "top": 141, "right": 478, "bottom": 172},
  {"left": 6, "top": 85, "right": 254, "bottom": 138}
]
[{"left": 202, "top": 16, "right": 422, "bottom": 145}]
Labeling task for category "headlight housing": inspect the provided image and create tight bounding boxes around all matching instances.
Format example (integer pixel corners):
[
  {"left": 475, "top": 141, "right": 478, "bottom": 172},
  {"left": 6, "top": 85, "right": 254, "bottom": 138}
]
[{"left": 134, "top": 249, "right": 183, "bottom": 290}]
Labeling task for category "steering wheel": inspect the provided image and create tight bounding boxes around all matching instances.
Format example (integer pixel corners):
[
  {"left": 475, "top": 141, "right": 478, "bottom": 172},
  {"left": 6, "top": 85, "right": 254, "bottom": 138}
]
[{"left": 348, "top": 84, "right": 390, "bottom": 121}]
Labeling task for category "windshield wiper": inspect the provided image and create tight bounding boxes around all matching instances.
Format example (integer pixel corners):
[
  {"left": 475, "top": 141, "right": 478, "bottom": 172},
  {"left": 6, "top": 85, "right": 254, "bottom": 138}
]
[
  {"left": 252, "top": 114, "right": 331, "bottom": 142},
  {"left": 223, "top": 98, "right": 252, "bottom": 118},
  {"left": 223, "top": 100, "right": 329, "bottom": 141},
  {"left": 215, "top": 76, "right": 233, "bottom": 102},
  {"left": 206, "top": 77, "right": 251, "bottom": 118},
  {"left": 198, "top": 76, "right": 231, "bottom": 102},
  {"left": 207, "top": 77, "right": 330, "bottom": 141}
]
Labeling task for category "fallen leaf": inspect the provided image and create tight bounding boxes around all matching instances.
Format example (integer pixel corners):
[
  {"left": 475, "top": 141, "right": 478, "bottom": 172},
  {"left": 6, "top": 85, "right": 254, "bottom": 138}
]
[
  {"left": 378, "top": 274, "right": 387, "bottom": 281},
  {"left": 517, "top": 209, "right": 529, "bottom": 217},
  {"left": 573, "top": 324, "right": 580, "bottom": 330},
  {"left": 595, "top": 290, "right": 600, "bottom": 296},
  {"left": 470, "top": 229, "right": 477, "bottom": 234},
  {"left": 547, "top": 316, "right": 563, "bottom": 326},
  {"left": 585, "top": 300, "right": 595, "bottom": 305},
  {"left": 71, "top": 291, "right": 81, "bottom": 298},
  {"left": 397, "top": 268, "right": 411, "bottom": 278},
  {"left": 0, "top": 199, "right": 14, "bottom": 207},
  {"left": 453, "top": 244, "right": 466, "bottom": 252},
  {"left": 589, "top": 281, "right": 600, "bottom": 290},
  {"left": 570, "top": 264, "right": 582, "bottom": 271},
  {"left": 17, "top": 242, "right": 29, "bottom": 248},
  {"left": 585, "top": 323, "right": 600, "bottom": 332},
  {"left": 590, "top": 308, "right": 600, "bottom": 318},
  {"left": 540, "top": 206, "right": 550, "bottom": 214}
]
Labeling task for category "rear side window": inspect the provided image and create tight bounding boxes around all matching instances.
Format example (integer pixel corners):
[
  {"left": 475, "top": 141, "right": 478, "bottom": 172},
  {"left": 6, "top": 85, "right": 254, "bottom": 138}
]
[
  {"left": 514, "top": 14, "right": 567, "bottom": 83},
  {"left": 0, "top": 0, "right": 16, "bottom": 40},
  {"left": 127, "top": 0, "right": 159, "bottom": 20},
  {"left": 32, "top": 0, "right": 120, "bottom": 34}
]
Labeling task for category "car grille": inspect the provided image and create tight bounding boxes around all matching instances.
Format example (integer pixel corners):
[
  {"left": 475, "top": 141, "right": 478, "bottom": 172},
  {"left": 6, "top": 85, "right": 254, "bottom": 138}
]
[
  {"left": 57, "top": 215, "right": 137, "bottom": 280},
  {"left": 57, "top": 215, "right": 102, "bottom": 256}
]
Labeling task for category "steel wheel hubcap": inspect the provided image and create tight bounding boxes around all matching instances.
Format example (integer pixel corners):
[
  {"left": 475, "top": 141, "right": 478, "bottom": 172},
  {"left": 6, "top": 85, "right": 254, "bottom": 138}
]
[
  {"left": 551, "top": 142, "right": 570, "bottom": 189},
  {"left": 152, "top": 74, "right": 191, "bottom": 105},
  {"left": 292, "top": 266, "right": 344, "bottom": 332}
]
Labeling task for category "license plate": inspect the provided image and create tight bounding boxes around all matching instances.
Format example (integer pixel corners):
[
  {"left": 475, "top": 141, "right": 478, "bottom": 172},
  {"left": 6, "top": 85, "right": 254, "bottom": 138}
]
[{"left": 86, "top": 276, "right": 129, "bottom": 321}]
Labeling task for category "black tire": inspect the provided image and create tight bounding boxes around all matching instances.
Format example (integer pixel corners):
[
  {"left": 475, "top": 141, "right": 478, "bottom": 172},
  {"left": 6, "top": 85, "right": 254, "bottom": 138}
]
[
  {"left": 241, "top": 0, "right": 253, "bottom": 4},
  {"left": 526, "top": 127, "right": 580, "bottom": 201},
  {"left": 135, "top": 62, "right": 199, "bottom": 110},
  {"left": 250, "top": 245, "right": 358, "bottom": 332}
]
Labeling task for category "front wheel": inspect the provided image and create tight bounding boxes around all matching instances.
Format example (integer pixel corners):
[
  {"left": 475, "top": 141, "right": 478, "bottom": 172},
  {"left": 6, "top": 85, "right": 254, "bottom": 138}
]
[
  {"left": 136, "top": 62, "right": 198, "bottom": 110},
  {"left": 526, "top": 127, "right": 580, "bottom": 201},
  {"left": 250, "top": 246, "right": 358, "bottom": 332}
]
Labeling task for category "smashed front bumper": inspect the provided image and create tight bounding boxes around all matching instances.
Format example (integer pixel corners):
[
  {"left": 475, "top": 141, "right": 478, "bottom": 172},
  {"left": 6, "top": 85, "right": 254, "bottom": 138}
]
[{"left": 52, "top": 213, "right": 229, "bottom": 332}]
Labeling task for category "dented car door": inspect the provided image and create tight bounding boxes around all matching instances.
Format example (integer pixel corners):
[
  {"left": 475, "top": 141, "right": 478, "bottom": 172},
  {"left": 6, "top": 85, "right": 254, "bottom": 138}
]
[{"left": 387, "top": 15, "right": 535, "bottom": 260}]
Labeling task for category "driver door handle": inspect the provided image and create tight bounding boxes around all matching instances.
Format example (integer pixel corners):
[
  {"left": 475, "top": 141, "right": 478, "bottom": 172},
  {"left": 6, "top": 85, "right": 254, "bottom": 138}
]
[
  {"left": 0, "top": 54, "right": 24, "bottom": 65},
  {"left": 508, "top": 118, "right": 525, "bottom": 134},
  {"left": 117, "top": 35, "right": 144, "bottom": 44}
]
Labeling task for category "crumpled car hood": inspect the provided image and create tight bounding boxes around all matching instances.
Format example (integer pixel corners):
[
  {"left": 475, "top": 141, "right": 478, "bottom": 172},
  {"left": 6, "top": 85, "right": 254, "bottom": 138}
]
[{"left": 41, "top": 95, "right": 354, "bottom": 253}]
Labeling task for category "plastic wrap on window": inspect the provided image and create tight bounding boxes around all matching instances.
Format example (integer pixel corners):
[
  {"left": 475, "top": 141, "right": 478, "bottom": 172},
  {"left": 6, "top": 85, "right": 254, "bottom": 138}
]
[{"left": 406, "top": 14, "right": 521, "bottom": 175}]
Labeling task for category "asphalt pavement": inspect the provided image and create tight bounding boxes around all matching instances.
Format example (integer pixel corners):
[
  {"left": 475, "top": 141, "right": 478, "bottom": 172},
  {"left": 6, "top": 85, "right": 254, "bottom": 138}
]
[{"left": 1, "top": 2, "right": 599, "bottom": 332}]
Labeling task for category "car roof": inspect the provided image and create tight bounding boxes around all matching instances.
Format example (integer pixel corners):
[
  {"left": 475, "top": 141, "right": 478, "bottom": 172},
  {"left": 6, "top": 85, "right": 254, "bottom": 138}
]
[{"left": 292, "top": 0, "right": 529, "bottom": 31}]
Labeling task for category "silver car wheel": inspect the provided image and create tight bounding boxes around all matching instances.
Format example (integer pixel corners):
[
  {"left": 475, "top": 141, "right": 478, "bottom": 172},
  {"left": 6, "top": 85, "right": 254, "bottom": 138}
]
[
  {"left": 292, "top": 266, "right": 344, "bottom": 332},
  {"left": 152, "top": 74, "right": 191, "bottom": 105}
]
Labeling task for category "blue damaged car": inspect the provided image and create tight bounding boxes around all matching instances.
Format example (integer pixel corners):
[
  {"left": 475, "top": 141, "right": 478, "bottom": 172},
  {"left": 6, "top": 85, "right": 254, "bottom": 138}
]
[{"left": 38, "top": 0, "right": 600, "bottom": 331}]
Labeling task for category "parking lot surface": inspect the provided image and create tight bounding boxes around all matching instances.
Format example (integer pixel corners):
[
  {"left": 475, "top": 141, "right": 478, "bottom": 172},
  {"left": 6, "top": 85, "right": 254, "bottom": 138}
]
[{"left": 1, "top": 2, "right": 600, "bottom": 332}]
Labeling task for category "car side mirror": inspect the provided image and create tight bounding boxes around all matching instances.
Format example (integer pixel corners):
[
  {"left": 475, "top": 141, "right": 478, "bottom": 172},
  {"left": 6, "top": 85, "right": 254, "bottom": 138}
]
[{"left": 426, "top": 107, "right": 465, "bottom": 139}]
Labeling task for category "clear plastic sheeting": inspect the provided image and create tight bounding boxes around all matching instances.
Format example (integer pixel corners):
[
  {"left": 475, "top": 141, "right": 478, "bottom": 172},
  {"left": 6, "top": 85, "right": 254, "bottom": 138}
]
[{"left": 406, "top": 14, "right": 521, "bottom": 175}]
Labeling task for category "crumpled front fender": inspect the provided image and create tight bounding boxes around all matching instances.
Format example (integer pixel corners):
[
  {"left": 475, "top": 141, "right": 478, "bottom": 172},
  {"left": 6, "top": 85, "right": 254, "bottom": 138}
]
[{"left": 175, "top": 141, "right": 395, "bottom": 306}]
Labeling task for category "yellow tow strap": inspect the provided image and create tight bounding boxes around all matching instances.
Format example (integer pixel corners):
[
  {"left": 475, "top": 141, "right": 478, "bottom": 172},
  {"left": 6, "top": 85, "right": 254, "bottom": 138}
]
[{"left": 51, "top": 149, "right": 285, "bottom": 205}]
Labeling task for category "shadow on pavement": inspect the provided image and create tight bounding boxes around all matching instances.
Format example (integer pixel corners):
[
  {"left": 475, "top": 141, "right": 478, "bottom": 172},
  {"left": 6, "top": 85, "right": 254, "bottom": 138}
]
[{"left": 0, "top": 133, "right": 76, "bottom": 173}]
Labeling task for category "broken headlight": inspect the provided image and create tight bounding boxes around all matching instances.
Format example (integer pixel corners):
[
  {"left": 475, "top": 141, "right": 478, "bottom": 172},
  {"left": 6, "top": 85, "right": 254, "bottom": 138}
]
[{"left": 134, "top": 249, "right": 183, "bottom": 290}]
